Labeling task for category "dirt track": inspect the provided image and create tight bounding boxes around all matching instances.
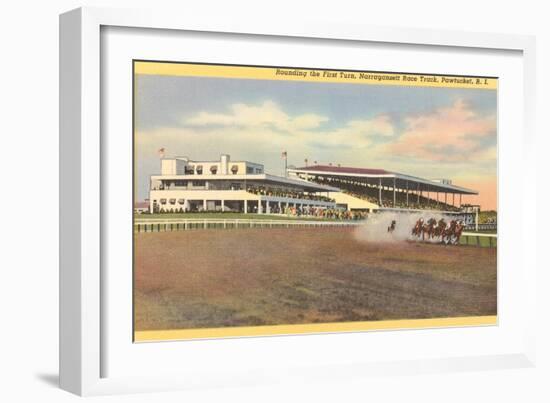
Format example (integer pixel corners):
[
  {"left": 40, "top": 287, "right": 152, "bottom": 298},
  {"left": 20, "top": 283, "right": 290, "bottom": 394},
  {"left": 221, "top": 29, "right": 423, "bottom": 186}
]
[{"left": 134, "top": 227, "right": 497, "bottom": 331}]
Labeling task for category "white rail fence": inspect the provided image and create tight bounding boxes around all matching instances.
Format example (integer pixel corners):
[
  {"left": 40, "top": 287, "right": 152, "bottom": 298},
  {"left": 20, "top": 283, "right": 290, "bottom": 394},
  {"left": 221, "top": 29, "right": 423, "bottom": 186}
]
[
  {"left": 134, "top": 219, "right": 361, "bottom": 232},
  {"left": 134, "top": 219, "right": 497, "bottom": 247},
  {"left": 461, "top": 232, "right": 497, "bottom": 247},
  {"left": 465, "top": 223, "right": 498, "bottom": 232}
]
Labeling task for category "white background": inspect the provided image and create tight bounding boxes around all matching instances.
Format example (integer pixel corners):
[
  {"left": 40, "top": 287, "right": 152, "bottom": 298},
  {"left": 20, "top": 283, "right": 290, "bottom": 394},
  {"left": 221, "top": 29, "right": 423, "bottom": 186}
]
[{"left": 1, "top": 0, "right": 548, "bottom": 402}]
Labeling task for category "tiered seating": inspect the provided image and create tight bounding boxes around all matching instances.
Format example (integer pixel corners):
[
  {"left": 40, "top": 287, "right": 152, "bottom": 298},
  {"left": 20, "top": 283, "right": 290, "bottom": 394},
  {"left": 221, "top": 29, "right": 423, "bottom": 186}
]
[
  {"left": 311, "top": 178, "right": 461, "bottom": 211},
  {"left": 246, "top": 186, "right": 335, "bottom": 203}
]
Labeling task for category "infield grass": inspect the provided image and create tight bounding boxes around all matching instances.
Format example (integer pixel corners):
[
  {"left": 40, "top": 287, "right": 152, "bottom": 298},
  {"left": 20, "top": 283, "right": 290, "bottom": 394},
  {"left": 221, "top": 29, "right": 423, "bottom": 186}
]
[{"left": 134, "top": 212, "right": 349, "bottom": 222}]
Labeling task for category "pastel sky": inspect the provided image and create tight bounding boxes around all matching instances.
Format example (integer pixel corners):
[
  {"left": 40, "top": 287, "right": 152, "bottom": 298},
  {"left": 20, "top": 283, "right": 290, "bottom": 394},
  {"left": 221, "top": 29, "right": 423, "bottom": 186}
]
[{"left": 135, "top": 74, "right": 497, "bottom": 210}]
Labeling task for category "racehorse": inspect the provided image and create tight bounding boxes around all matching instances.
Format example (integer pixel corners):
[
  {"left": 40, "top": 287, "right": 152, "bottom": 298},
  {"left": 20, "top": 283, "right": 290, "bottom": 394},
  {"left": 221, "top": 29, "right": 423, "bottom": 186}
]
[
  {"left": 411, "top": 217, "right": 464, "bottom": 245},
  {"left": 412, "top": 218, "right": 424, "bottom": 237},
  {"left": 387, "top": 220, "right": 396, "bottom": 233},
  {"left": 441, "top": 220, "right": 456, "bottom": 244},
  {"left": 441, "top": 220, "right": 465, "bottom": 244},
  {"left": 434, "top": 218, "right": 447, "bottom": 241},
  {"left": 449, "top": 220, "right": 464, "bottom": 245},
  {"left": 421, "top": 218, "right": 437, "bottom": 241}
]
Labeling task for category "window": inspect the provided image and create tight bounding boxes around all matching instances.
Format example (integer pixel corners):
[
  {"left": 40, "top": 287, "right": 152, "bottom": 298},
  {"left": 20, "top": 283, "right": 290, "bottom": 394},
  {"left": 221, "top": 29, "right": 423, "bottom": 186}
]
[
  {"left": 210, "top": 166, "right": 218, "bottom": 174},
  {"left": 169, "top": 199, "right": 176, "bottom": 205},
  {"left": 195, "top": 165, "right": 203, "bottom": 174},
  {"left": 231, "top": 165, "right": 239, "bottom": 174},
  {"left": 178, "top": 199, "right": 185, "bottom": 204},
  {"left": 160, "top": 199, "right": 167, "bottom": 204}
]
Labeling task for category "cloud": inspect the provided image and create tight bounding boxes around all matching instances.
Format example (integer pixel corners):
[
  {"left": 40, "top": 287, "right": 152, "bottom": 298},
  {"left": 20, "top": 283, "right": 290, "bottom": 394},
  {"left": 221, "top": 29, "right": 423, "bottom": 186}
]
[
  {"left": 386, "top": 99, "right": 496, "bottom": 162},
  {"left": 177, "top": 100, "right": 395, "bottom": 151},
  {"left": 345, "top": 115, "right": 395, "bottom": 137},
  {"left": 185, "top": 100, "right": 328, "bottom": 131},
  {"left": 307, "top": 115, "right": 394, "bottom": 150},
  {"left": 137, "top": 99, "right": 495, "bottom": 169}
]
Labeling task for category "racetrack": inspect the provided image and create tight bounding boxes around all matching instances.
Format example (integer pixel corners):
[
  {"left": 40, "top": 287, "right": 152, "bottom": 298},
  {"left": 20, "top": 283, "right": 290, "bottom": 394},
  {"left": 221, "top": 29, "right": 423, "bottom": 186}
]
[{"left": 134, "top": 226, "right": 497, "bottom": 331}]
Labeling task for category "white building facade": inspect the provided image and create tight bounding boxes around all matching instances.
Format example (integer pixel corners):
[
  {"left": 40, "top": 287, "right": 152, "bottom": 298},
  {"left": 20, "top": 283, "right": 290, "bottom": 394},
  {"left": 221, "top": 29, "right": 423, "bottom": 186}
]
[{"left": 149, "top": 155, "right": 339, "bottom": 214}]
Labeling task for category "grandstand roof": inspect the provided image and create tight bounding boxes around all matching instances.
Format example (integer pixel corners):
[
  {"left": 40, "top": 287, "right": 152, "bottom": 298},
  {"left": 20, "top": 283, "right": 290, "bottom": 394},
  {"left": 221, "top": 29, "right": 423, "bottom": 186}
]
[
  {"left": 288, "top": 165, "right": 478, "bottom": 195},
  {"left": 295, "top": 165, "right": 391, "bottom": 176},
  {"left": 151, "top": 173, "right": 341, "bottom": 193}
]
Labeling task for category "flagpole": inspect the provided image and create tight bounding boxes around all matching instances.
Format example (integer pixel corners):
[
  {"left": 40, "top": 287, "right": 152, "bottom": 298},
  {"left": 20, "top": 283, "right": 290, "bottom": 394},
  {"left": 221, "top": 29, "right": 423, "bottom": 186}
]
[
  {"left": 158, "top": 148, "right": 165, "bottom": 172},
  {"left": 285, "top": 154, "right": 287, "bottom": 178}
]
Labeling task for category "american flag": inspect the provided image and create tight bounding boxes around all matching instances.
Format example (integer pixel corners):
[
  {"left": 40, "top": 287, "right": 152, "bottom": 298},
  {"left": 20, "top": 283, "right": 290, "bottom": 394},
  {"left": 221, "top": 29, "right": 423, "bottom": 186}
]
[{"left": 158, "top": 148, "right": 165, "bottom": 158}]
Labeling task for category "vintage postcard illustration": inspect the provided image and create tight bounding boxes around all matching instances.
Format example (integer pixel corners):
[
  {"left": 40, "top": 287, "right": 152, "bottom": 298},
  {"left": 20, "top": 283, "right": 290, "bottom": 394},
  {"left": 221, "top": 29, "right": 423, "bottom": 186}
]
[{"left": 133, "top": 61, "right": 497, "bottom": 342}]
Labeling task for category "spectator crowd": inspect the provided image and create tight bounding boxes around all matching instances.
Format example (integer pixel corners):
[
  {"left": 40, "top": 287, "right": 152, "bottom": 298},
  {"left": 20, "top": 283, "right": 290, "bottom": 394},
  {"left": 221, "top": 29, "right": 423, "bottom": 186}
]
[
  {"left": 246, "top": 185, "right": 334, "bottom": 203},
  {"left": 312, "top": 178, "right": 461, "bottom": 212}
]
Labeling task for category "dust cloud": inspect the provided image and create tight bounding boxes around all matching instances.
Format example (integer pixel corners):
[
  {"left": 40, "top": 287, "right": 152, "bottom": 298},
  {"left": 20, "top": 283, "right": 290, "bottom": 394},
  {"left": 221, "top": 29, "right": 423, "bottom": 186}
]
[{"left": 354, "top": 211, "right": 451, "bottom": 243}]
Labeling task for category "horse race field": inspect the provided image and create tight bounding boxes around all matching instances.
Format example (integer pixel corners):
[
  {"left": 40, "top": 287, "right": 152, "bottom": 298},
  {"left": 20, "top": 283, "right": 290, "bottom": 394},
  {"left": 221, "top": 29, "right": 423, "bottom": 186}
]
[{"left": 134, "top": 226, "right": 497, "bottom": 333}]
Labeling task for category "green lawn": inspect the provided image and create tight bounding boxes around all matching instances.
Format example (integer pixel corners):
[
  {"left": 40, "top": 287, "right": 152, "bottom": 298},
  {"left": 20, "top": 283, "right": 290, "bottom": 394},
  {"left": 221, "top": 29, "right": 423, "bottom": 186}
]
[
  {"left": 468, "top": 229, "right": 497, "bottom": 234},
  {"left": 134, "top": 212, "right": 347, "bottom": 222},
  {"left": 459, "top": 233, "right": 497, "bottom": 247}
]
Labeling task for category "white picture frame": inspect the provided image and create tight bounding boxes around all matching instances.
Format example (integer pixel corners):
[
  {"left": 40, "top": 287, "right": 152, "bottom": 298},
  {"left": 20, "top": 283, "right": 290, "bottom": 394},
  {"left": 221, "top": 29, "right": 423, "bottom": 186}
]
[{"left": 59, "top": 6, "right": 537, "bottom": 396}]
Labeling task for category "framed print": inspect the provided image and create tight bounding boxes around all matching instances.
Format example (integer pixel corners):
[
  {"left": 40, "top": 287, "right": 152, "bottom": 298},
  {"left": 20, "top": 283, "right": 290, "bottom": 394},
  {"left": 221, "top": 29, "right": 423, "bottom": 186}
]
[{"left": 60, "top": 7, "right": 537, "bottom": 396}]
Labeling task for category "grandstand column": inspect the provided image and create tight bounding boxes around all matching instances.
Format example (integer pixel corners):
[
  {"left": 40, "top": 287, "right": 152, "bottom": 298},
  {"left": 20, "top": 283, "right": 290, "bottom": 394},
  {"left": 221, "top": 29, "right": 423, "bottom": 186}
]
[
  {"left": 258, "top": 200, "right": 263, "bottom": 214},
  {"left": 378, "top": 178, "right": 382, "bottom": 205},
  {"left": 203, "top": 199, "right": 207, "bottom": 211},
  {"left": 417, "top": 183, "right": 420, "bottom": 204},
  {"left": 393, "top": 177, "right": 396, "bottom": 207},
  {"left": 244, "top": 199, "right": 248, "bottom": 214},
  {"left": 406, "top": 181, "right": 409, "bottom": 206},
  {"left": 278, "top": 201, "right": 282, "bottom": 213},
  {"left": 266, "top": 201, "right": 271, "bottom": 214},
  {"left": 221, "top": 200, "right": 225, "bottom": 212}
]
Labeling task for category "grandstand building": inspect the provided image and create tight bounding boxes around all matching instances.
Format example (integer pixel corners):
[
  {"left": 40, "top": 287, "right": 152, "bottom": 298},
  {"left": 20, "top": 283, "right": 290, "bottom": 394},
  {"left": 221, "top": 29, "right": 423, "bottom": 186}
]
[
  {"left": 287, "top": 165, "right": 478, "bottom": 212},
  {"left": 148, "top": 155, "right": 339, "bottom": 214}
]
